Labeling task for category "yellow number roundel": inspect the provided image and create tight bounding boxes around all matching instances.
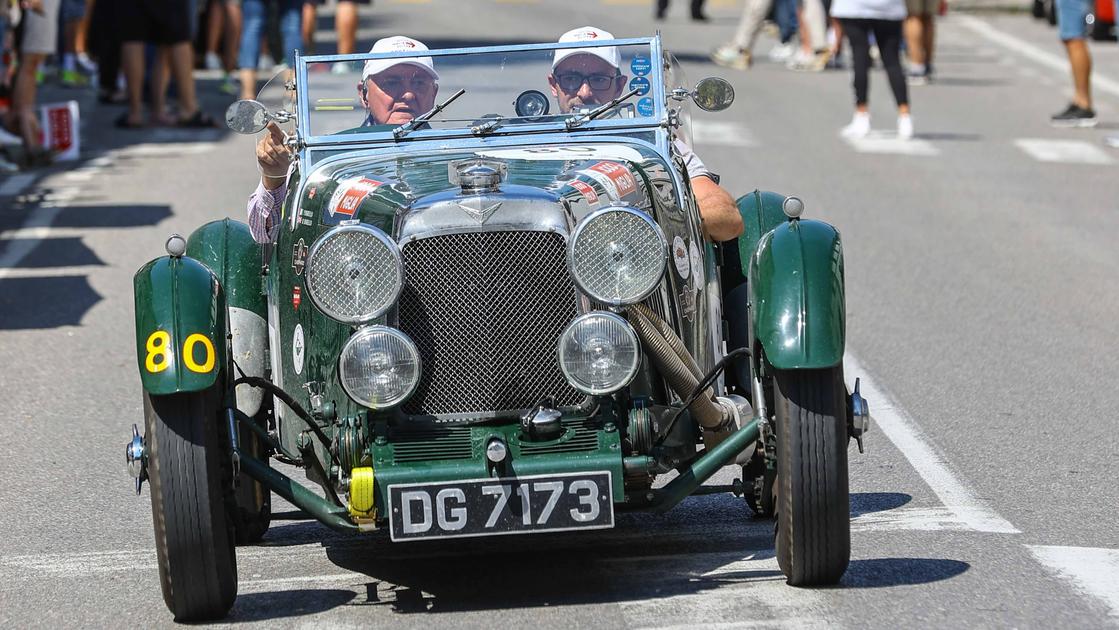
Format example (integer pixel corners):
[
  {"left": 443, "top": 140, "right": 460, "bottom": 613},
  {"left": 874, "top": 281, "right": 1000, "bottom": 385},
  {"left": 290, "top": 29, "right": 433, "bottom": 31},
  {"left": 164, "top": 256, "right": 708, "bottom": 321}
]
[
  {"left": 183, "top": 334, "right": 216, "bottom": 374},
  {"left": 145, "top": 330, "right": 172, "bottom": 373}
]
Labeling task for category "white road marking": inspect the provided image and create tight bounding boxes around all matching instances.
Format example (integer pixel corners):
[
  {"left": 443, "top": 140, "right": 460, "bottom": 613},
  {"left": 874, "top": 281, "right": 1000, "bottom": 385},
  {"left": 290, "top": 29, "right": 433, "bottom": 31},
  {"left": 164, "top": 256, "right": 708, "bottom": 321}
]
[
  {"left": 0, "top": 206, "right": 63, "bottom": 281},
  {"left": 692, "top": 120, "right": 758, "bottom": 147},
  {"left": 239, "top": 572, "right": 369, "bottom": 592},
  {"left": 956, "top": 15, "right": 1119, "bottom": 99},
  {"left": 1015, "top": 139, "right": 1115, "bottom": 165},
  {"left": 851, "top": 506, "right": 972, "bottom": 532},
  {"left": 844, "top": 352, "right": 1020, "bottom": 534},
  {"left": 121, "top": 142, "right": 219, "bottom": 157},
  {"left": 843, "top": 131, "right": 940, "bottom": 156},
  {"left": 0, "top": 173, "right": 36, "bottom": 196},
  {"left": 1028, "top": 546, "right": 1119, "bottom": 618}
]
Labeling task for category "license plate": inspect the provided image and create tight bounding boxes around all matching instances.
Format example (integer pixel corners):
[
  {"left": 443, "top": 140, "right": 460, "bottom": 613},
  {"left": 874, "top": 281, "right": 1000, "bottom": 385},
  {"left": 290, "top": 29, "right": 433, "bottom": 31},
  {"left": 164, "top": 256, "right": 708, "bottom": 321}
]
[{"left": 388, "top": 471, "right": 614, "bottom": 541}]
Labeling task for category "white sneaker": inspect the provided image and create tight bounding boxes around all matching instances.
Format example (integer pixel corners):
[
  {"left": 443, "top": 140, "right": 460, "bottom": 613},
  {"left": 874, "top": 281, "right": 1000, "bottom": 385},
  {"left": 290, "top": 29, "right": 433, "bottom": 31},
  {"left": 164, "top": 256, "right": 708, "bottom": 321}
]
[
  {"left": 205, "top": 52, "right": 222, "bottom": 71},
  {"left": 257, "top": 53, "right": 276, "bottom": 72},
  {"left": 840, "top": 112, "right": 871, "bottom": 139},
  {"left": 77, "top": 52, "right": 99, "bottom": 74},
  {"left": 331, "top": 62, "right": 351, "bottom": 75},
  {"left": 767, "top": 42, "right": 796, "bottom": 62},
  {"left": 897, "top": 114, "right": 914, "bottom": 140}
]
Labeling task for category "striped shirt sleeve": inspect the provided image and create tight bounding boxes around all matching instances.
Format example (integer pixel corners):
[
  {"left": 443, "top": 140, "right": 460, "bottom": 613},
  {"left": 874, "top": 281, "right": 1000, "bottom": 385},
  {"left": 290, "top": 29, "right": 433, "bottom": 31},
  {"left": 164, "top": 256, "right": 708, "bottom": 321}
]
[{"left": 247, "top": 180, "right": 288, "bottom": 244}]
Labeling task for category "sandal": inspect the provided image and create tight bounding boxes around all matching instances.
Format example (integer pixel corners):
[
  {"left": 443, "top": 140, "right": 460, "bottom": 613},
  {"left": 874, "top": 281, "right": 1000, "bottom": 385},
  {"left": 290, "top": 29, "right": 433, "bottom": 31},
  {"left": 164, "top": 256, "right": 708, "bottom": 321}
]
[
  {"left": 114, "top": 113, "right": 145, "bottom": 129},
  {"left": 175, "top": 110, "right": 218, "bottom": 128}
]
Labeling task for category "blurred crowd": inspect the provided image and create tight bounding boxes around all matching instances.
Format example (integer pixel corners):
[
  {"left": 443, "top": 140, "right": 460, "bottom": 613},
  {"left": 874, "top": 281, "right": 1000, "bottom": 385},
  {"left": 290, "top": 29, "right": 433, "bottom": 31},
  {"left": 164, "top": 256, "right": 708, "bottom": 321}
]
[{"left": 0, "top": 0, "right": 369, "bottom": 172}]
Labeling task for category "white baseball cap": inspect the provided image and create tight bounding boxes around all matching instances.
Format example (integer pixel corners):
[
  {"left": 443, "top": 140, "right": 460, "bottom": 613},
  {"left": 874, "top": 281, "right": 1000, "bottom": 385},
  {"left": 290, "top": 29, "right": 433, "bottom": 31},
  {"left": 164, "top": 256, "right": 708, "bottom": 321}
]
[
  {"left": 552, "top": 27, "right": 621, "bottom": 72},
  {"left": 361, "top": 36, "right": 440, "bottom": 82}
]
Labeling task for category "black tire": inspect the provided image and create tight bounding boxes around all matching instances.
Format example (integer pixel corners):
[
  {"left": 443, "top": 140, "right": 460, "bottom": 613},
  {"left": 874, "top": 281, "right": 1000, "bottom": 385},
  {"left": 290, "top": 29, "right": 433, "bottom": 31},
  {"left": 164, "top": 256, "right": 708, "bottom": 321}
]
[
  {"left": 232, "top": 412, "right": 272, "bottom": 544},
  {"left": 145, "top": 387, "right": 238, "bottom": 621},
  {"left": 773, "top": 367, "right": 850, "bottom": 586}
]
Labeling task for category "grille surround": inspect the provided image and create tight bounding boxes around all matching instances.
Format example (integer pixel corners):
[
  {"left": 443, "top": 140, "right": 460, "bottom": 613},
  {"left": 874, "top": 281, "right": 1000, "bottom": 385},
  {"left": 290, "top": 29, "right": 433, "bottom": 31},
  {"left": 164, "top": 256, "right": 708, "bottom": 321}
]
[{"left": 398, "top": 229, "right": 585, "bottom": 419}]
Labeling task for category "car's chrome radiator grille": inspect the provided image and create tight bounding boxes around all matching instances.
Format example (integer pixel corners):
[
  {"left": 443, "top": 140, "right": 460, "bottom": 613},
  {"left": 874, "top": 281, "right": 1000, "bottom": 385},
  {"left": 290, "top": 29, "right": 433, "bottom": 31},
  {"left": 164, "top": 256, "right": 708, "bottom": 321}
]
[{"left": 398, "top": 230, "right": 583, "bottom": 417}]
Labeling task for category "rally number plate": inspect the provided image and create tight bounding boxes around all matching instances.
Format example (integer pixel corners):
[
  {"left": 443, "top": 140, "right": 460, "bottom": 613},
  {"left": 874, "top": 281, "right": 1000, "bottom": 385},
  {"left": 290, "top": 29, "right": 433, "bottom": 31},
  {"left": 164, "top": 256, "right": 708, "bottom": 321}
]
[{"left": 388, "top": 471, "right": 614, "bottom": 541}]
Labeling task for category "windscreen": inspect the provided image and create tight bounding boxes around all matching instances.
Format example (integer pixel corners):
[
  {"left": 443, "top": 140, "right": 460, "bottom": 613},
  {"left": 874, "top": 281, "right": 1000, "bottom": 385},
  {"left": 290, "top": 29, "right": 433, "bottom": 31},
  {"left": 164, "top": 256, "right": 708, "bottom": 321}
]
[{"left": 301, "top": 41, "right": 662, "bottom": 141}]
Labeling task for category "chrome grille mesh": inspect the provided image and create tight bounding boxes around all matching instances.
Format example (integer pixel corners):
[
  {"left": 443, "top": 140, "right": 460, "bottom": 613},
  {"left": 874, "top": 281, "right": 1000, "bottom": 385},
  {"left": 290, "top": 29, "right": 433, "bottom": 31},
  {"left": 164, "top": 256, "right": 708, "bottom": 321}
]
[{"left": 399, "top": 231, "right": 584, "bottom": 416}]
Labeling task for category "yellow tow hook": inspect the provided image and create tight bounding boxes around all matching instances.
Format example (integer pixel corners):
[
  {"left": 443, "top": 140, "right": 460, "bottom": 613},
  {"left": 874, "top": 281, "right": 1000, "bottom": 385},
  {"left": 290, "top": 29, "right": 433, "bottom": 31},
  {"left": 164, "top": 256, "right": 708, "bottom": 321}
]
[{"left": 348, "top": 467, "right": 377, "bottom": 531}]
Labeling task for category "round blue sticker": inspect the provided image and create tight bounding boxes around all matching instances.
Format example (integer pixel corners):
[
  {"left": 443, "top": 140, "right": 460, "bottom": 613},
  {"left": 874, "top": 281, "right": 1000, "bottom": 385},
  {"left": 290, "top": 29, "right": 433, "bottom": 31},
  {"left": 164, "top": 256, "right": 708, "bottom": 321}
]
[
  {"left": 636, "top": 97, "right": 655, "bottom": 117},
  {"left": 629, "top": 77, "right": 651, "bottom": 97},
  {"left": 630, "top": 55, "right": 652, "bottom": 76}
]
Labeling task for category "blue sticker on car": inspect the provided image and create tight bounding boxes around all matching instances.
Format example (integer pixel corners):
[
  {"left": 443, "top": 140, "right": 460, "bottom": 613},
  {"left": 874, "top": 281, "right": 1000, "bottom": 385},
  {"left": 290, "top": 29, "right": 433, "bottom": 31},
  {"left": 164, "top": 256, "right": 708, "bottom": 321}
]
[
  {"left": 630, "top": 55, "right": 651, "bottom": 77},
  {"left": 636, "top": 97, "right": 655, "bottom": 117},
  {"left": 629, "top": 77, "right": 651, "bottom": 97}
]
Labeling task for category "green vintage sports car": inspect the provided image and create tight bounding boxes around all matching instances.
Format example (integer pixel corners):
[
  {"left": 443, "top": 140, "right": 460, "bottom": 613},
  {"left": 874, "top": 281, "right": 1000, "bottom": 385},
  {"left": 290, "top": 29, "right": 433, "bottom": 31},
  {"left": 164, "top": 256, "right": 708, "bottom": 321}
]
[{"left": 126, "top": 35, "right": 869, "bottom": 621}]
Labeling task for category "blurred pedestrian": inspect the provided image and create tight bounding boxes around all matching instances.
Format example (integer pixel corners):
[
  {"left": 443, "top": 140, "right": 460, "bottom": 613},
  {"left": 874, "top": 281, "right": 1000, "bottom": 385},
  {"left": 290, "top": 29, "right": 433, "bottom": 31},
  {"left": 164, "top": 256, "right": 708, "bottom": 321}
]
[
  {"left": 655, "top": 0, "right": 708, "bottom": 20},
  {"left": 238, "top": 0, "right": 300, "bottom": 99},
  {"left": 303, "top": 0, "right": 366, "bottom": 64},
  {"left": 710, "top": 0, "right": 776, "bottom": 69},
  {"left": 58, "top": 0, "right": 88, "bottom": 86},
  {"left": 903, "top": 0, "right": 937, "bottom": 84},
  {"left": 1050, "top": 0, "right": 1096, "bottom": 126},
  {"left": 831, "top": 0, "right": 912, "bottom": 138},
  {"left": 788, "top": 0, "right": 830, "bottom": 71},
  {"left": 88, "top": 0, "right": 123, "bottom": 103},
  {"left": 117, "top": 0, "right": 215, "bottom": 127},
  {"left": 7, "top": 0, "right": 62, "bottom": 166},
  {"left": 204, "top": 0, "right": 241, "bottom": 95}
]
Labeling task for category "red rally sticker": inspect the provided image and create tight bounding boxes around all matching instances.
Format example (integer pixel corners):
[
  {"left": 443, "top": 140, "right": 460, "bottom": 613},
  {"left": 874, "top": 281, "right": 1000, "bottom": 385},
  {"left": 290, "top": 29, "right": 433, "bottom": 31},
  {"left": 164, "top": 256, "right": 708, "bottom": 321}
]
[
  {"left": 329, "top": 177, "right": 382, "bottom": 218},
  {"left": 570, "top": 180, "right": 599, "bottom": 204},
  {"left": 588, "top": 161, "right": 637, "bottom": 198},
  {"left": 292, "top": 286, "right": 302, "bottom": 309}
]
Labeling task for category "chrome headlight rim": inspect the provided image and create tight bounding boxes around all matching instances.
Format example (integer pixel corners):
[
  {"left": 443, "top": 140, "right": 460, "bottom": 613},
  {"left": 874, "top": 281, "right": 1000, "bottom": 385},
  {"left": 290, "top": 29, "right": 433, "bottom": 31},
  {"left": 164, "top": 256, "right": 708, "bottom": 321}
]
[
  {"left": 338, "top": 325, "right": 422, "bottom": 410},
  {"left": 304, "top": 223, "right": 404, "bottom": 325},
  {"left": 557, "top": 311, "right": 641, "bottom": 396},
  {"left": 567, "top": 205, "right": 668, "bottom": 307}
]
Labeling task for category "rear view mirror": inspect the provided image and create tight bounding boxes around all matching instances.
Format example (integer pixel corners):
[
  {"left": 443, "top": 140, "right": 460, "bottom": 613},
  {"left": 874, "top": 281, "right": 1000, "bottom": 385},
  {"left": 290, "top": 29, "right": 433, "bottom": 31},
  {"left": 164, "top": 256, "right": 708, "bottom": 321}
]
[
  {"left": 225, "top": 100, "right": 270, "bottom": 134},
  {"left": 692, "top": 78, "right": 735, "bottom": 112}
]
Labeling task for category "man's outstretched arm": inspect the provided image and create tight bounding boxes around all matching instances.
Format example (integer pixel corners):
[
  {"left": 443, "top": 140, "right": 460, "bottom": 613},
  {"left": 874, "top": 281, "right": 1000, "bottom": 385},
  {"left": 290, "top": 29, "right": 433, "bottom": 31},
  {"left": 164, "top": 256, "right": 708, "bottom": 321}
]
[{"left": 692, "top": 175, "right": 743, "bottom": 242}]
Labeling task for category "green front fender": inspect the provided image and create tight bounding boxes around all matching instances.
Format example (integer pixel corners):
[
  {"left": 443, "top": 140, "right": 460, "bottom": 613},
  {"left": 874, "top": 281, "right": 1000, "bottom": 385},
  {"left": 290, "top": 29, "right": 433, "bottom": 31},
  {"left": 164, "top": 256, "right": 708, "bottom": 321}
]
[
  {"left": 134, "top": 256, "right": 227, "bottom": 395},
  {"left": 749, "top": 219, "right": 845, "bottom": 369}
]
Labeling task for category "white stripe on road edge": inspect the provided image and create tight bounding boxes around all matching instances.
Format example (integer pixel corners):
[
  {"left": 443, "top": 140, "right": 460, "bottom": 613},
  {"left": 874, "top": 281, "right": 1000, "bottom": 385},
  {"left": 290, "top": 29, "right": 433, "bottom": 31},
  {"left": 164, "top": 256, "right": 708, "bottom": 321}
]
[
  {"left": 955, "top": 15, "right": 1119, "bottom": 100},
  {"left": 1028, "top": 545, "right": 1119, "bottom": 618},
  {"left": 843, "top": 132, "right": 940, "bottom": 156},
  {"left": 844, "top": 353, "right": 1020, "bottom": 534},
  {"left": 1015, "top": 139, "right": 1115, "bottom": 165}
]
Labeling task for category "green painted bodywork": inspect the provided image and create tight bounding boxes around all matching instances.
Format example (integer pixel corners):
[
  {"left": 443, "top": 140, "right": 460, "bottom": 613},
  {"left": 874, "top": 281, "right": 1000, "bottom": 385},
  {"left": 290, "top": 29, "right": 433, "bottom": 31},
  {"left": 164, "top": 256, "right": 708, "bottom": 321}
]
[
  {"left": 133, "top": 256, "right": 226, "bottom": 394},
  {"left": 736, "top": 190, "right": 791, "bottom": 272},
  {"left": 186, "top": 219, "right": 266, "bottom": 318},
  {"left": 748, "top": 218, "right": 845, "bottom": 369}
]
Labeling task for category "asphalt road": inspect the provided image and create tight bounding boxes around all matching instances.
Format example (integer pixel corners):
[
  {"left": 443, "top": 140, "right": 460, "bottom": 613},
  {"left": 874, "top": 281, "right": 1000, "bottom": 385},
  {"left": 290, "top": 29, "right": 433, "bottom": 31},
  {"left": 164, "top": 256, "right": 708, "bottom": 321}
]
[{"left": 1, "top": 1, "right": 1117, "bottom": 627}]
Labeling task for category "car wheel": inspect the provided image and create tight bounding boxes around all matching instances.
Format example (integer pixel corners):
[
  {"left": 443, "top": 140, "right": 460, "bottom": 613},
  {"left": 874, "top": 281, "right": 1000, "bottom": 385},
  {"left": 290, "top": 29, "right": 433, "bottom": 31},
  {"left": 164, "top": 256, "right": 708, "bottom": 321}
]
[
  {"left": 773, "top": 367, "right": 850, "bottom": 586},
  {"left": 232, "top": 411, "right": 271, "bottom": 544},
  {"left": 144, "top": 387, "right": 238, "bottom": 621}
]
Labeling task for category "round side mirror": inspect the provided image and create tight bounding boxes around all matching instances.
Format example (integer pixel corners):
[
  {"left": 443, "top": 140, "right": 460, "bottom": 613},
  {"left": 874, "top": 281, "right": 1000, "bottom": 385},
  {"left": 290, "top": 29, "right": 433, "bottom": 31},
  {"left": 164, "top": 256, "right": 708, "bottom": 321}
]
[
  {"left": 225, "top": 99, "right": 270, "bottom": 134},
  {"left": 514, "top": 90, "right": 550, "bottom": 119},
  {"left": 692, "top": 78, "right": 735, "bottom": 112}
]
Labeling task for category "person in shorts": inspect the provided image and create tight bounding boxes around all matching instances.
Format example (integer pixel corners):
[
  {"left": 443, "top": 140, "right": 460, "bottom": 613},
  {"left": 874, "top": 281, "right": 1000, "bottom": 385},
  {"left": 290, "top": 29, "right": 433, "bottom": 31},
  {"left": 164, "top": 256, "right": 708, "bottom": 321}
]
[
  {"left": 1050, "top": 0, "right": 1096, "bottom": 126},
  {"left": 303, "top": 0, "right": 370, "bottom": 61},
  {"left": 903, "top": 0, "right": 937, "bottom": 83},
  {"left": 117, "top": 0, "right": 215, "bottom": 127},
  {"left": 7, "top": 0, "right": 62, "bottom": 165}
]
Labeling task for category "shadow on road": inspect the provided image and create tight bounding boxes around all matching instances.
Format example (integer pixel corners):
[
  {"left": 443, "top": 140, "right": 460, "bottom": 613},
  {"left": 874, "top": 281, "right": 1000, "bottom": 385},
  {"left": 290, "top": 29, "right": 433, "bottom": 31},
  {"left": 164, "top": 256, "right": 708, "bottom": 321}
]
[
  {"left": 50, "top": 204, "right": 173, "bottom": 228},
  {"left": 229, "top": 589, "right": 358, "bottom": 623},
  {"left": 840, "top": 557, "right": 971, "bottom": 588},
  {"left": 0, "top": 275, "right": 102, "bottom": 329}
]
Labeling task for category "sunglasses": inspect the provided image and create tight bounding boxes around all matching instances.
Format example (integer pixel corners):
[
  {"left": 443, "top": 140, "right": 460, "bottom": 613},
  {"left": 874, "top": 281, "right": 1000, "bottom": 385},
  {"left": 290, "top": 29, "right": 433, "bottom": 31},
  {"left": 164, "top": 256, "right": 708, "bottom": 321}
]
[
  {"left": 554, "top": 72, "right": 619, "bottom": 92},
  {"left": 375, "top": 74, "right": 436, "bottom": 95}
]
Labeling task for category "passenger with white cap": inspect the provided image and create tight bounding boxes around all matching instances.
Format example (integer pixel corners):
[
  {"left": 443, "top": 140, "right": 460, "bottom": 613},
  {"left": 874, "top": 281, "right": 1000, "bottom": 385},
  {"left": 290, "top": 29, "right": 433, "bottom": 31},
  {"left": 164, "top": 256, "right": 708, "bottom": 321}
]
[
  {"left": 549, "top": 27, "right": 742, "bottom": 242},
  {"left": 247, "top": 35, "right": 439, "bottom": 243}
]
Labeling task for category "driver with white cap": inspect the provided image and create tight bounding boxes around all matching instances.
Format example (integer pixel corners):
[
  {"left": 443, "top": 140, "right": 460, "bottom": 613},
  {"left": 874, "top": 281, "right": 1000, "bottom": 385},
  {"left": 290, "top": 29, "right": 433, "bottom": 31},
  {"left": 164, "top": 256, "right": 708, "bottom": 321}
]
[
  {"left": 356, "top": 35, "right": 440, "bottom": 127},
  {"left": 549, "top": 27, "right": 742, "bottom": 242},
  {"left": 247, "top": 35, "right": 439, "bottom": 243}
]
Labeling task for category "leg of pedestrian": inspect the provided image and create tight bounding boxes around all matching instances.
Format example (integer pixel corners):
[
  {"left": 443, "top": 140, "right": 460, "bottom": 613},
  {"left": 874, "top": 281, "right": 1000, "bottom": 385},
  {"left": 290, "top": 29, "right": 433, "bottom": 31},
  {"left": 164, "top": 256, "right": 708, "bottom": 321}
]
[
  {"left": 336, "top": 0, "right": 359, "bottom": 54},
  {"left": 1050, "top": 0, "right": 1096, "bottom": 127},
  {"left": 873, "top": 18, "right": 912, "bottom": 138},
  {"left": 839, "top": 18, "right": 872, "bottom": 138},
  {"left": 11, "top": 0, "right": 62, "bottom": 162},
  {"left": 239, "top": 0, "right": 265, "bottom": 99},
  {"left": 710, "top": 0, "right": 775, "bottom": 70}
]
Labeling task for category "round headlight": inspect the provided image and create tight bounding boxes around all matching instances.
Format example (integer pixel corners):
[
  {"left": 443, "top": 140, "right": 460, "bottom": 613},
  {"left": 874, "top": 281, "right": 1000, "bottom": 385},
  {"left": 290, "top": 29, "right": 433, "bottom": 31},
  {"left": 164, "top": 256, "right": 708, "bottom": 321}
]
[
  {"left": 305, "top": 224, "right": 403, "bottom": 324},
  {"left": 339, "top": 326, "right": 421, "bottom": 409},
  {"left": 557, "top": 312, "right": 640, "bottom": 395},
  {"left": 569, "top": 207, "right": 667, "bottom": 306}
]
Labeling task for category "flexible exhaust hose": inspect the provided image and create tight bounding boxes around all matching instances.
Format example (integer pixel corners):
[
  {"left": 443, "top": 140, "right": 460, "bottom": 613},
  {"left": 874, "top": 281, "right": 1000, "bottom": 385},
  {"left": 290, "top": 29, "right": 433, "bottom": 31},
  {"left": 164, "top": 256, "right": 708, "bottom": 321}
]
[
  {"left": 627, "top": 306, "right": 729, "bottom": 433},
  {"left": 632, "top": 302, "right": 703, "bottom": 380}
]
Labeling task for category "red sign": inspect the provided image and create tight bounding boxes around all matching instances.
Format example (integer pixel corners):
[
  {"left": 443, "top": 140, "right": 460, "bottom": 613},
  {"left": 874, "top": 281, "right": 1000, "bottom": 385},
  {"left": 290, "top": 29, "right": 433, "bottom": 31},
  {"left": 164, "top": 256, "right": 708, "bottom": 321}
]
[
  {"left": 330, "top": 178, "right": 381, "bottom": 217},
  {"left": 570, "top": 180, "right": 599, "bottom": 204},
  {"left": 47, "top": 107, "right": 73, "bottom": 151},
  {"left": 589, "top": 161, "right": 637, "bottom": 198},
  {"left": 292, "top": 286, "right": 302, "bottom": 309}
]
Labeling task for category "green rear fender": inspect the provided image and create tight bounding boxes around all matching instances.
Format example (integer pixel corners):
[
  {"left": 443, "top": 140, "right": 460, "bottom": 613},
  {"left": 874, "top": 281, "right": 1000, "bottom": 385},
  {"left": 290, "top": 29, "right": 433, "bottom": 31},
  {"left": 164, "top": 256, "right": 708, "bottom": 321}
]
[
  {"left": 749, "top": 219, "right": 845, "bottom": 370},
  {"left": 134, "top": 255, "right": 227, "bottom": 395}
]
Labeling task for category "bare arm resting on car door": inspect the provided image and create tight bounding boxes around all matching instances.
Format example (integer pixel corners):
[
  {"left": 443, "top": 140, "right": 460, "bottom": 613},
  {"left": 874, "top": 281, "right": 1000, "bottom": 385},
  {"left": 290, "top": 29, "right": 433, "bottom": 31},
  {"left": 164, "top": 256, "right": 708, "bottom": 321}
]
[{"left": 693, "top": 175, "right": 743, "bottom": 242}]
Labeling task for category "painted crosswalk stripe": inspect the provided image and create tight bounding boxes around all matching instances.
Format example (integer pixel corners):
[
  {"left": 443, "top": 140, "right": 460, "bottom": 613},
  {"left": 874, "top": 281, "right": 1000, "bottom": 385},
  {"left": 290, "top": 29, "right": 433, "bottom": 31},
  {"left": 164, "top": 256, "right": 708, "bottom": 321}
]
[
  {"left": 1014, "top": 139, "right": 1115, "bottom": 165},
  {"left": 691, "top": 120, "right": 757, "bottom": 147},
  {"left": 843, "top": 131, "right": 940, "bottom": 156},
  {"left": 844, "top": 353, "right": 1020, "bottom": 534},
  {"left": 1028, "top": 546, "right": 1119, "bottom": 618}
]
